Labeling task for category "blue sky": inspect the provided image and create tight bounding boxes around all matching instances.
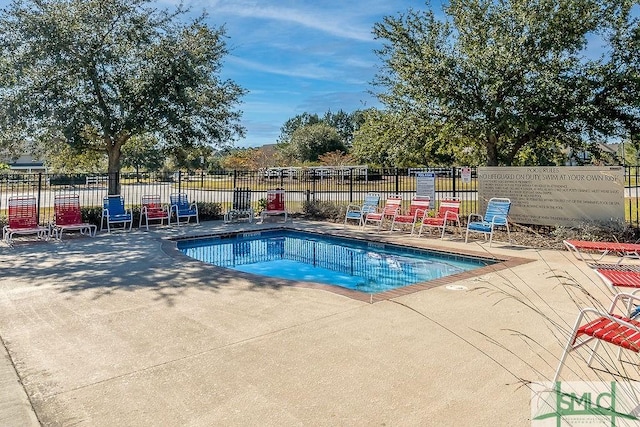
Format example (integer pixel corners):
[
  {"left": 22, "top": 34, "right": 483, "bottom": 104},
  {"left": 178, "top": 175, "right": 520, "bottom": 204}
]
[{"left": 163, "top": 0, "right": 426, "bottom": 148}]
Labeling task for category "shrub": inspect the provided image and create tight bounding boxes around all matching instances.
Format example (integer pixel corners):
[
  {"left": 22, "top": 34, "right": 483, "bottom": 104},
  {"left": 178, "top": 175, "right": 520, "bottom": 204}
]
[
  {"left": 196, "top": 202, "right": 223, "bottom": 222},
  {"left": 551, "top": 220, "right": 640, "bottom": 243},
  {"left": 82, "top": 206, "right": 104, "bottom": 228},
  {"left": 302, "top": 200, "right": 346, "bottom": 222}
]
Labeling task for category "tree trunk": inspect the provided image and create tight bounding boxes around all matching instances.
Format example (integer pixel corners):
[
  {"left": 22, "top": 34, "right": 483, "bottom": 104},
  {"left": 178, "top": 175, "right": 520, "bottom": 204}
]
[
  {"left": 107, "top": 146, "right": 121, "bottom": 195},
  {"left": 105, "top": 133, "right": 129, "bottom": 195},
  {"left": 485, "top": 132, "right": 499, "bottom": 166}
]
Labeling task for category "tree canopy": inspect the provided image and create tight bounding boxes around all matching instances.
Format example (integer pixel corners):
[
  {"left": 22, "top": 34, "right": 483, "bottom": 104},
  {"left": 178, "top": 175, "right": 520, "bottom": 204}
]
[
  {"left": 372, "top": 0, "right": 640, "bottom": 166},
  {"left": 0, "top": 0, "right": 246, "bottom": 193},
  {"left": 285, "top": 123, "right": 346, "bottom": 163}
]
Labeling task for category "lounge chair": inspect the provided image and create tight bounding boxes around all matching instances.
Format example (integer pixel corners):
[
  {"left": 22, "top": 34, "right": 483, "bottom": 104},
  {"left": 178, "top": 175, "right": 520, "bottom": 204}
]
[
  {"left": 224, "top": 187, "right": 254, "bottom": 223},
  {"left": 170, "top": 193, "right": 199, "bottom": 225},
  {"left": 417, "top": 198, "right": 461, "bottom": 239},
  {"left": 363, "top": 194, "right": 402, "bottom": 231},
  {"left": 593, "top": 268, "right": 640, "bottom": 294},
  {"left": 139, "top": 195, "right": 170, "bottom": 230},
  {"left": 553, "top": 292, "right": 640, "bottom": 382},
  {"left": 564, "top": 239, "right": 640, "bottom": 264},
  {"left": 588, "top": 263, "right": 640, "bottom": 273},
  {"left": 2, "top": 196, "right": 49, "bottom": 244},
  {"left": 465, "top": 197, "right": 511, "bottom": 246},
  {"left": 390, "top": 196, "right": 430, "bottom": 233},
  {"left": 344, "top": 193, "right": 380, "bottom": 227},
  {"left": 51, "top": 194, "right": 97, "bottom": 239},
  {"left": 259, "top": 189, "right": 288, "bottom": 223},
  {"left": 101, "top": 195, "right": 133, "bottom": 232}
]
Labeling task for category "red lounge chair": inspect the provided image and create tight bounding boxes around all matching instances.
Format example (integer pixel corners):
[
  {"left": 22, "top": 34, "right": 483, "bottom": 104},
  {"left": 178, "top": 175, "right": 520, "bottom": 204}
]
[
  {"left": 417, "top": 198, "right": 461, "bottom": 239},
  {"left": 553, "top": 292, "right": 640, "bottom": 382},
  {"left": 364, "top": 195, "right": 402, "bottom": 231},
  {"left": 2, "top": 196, "right": 49, "bottom": 244},
  {"left": 390, "top": 196, "right": 430, "bottom": 233},
  {"left": 564, "top": 239, "right": 640, "bottom": 264},
  {"left": 259, "top": 189, "right": 287, "bottom": 223},
  {"left": 52, "top": 194, "right": 97, "bottom": 239},
  {"left": 594, "top": 269, "right": 640, "bottom": 294},
  {"left": 139, "top": 195, "right": 170, "bottom": 230},
  {"left": 588, "top": 263, "right": 640, "bottom": 273}
]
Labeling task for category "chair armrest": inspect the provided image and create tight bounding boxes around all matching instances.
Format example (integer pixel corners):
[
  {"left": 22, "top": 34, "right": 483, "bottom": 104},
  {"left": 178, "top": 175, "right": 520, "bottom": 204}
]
[
  {"left": 443, "top": 211, "right": 460, "bottom": 222},
  {"left": 490, "top": 215, "right": 508, "bottom": 226},
  {"left": 467, "top": 213, "right": 483, "bottom": 223},
  {"left": 361, "top": 205, "right": 377, "bottom": 214},
  {"left": 414, "top": 208, "right": 429, "bottom": 221}
]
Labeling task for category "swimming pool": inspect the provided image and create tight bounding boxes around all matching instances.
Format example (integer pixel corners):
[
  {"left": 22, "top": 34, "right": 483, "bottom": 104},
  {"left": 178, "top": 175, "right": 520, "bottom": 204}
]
[{"left": 176, "top": 229, "right": 496, "bottom": 294}]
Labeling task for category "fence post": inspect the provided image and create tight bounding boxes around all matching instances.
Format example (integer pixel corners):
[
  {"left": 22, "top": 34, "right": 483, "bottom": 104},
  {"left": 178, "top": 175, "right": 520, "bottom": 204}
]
[
  {"left": 395, "top": 168, "right": 399, "bottom": 194},
  {"left": 233, "top": 169, "right": 237, "bottom": 188},
  {"left": 178, "top": 170, "right": 182, "bottom": 194},
  {"left": 312, "top": 169, "right": 317, "bottom": 199},
  {"left": 451, "top": 166, "right": 457, "bottom": 197},
  {"left": 37, "top": 172, "right": 42, "bottom": 224},
  {"left": 349, "top": 168, "right": 353, "bottom": 203}
]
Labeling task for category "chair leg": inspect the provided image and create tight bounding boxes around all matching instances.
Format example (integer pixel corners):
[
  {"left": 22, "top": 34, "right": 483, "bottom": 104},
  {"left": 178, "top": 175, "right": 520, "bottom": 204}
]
[
  {"left": 587, "top": 340, "right": 602, "bottom": 367},
  {"left": 552, "top": 314, "right": 585, "bottom": 383}
]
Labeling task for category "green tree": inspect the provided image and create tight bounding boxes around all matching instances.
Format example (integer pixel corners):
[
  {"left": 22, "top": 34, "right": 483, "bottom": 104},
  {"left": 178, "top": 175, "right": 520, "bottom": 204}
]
[
  {"left": 318, "top": 150, "right": 357, "bottom": 167},
  {"left": 121, "top": 134, "right": 165, "bottom": 174},
  {"left": 0, "top": 0, "right": 246, "bottom": 193},
  {"left": 352, "top": 109, "right": 452, "bottom": 167},
  {"left": 278, "top": 110, "right": 364, "bottom": 148},
  {"left": 372, "top": 0, "right": 639, "bottom": 166},
  {"left": 322, "top": 110, "right": 365, "bottom": 147},
  {"left": 38, "top": 141, "right": 107, "bottom": 173},
  {"left": 288, "top": 123, "right": 346, "bottom": 163},
  {"left": 278, "top": 113, "right": 321, "bottom": 143}
]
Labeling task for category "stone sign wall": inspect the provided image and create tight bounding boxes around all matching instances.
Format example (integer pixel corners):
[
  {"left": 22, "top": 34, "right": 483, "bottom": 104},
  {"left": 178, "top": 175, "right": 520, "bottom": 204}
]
[{"left": 477, "top": 166, "right": 625, "bottom": 226}]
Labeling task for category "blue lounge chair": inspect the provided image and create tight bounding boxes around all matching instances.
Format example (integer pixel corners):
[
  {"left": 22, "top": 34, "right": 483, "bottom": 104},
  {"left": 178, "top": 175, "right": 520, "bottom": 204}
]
[
  {"left": 344, "top": 193, "right": 380, "bottom": 226},
  {"left": 465, "top": 197, "right": 511, "bottom": 246},
  {"left": 101, "top": 195, "right": 133, "bottom": 232},
  {"left": 170, "top": 193, "right": 199, "bottom": 225}
]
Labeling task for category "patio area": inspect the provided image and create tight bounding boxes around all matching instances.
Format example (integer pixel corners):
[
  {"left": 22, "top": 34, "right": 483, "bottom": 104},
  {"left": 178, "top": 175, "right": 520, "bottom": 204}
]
[{"left": 0, "top": 220, "right": 628, "bottom": 425}]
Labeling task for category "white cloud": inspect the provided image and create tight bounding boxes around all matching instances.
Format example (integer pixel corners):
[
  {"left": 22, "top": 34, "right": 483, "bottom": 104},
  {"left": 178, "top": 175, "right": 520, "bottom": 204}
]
[
  {"left": 228, "top": 56, "right": 338, "bottom": 81},
  {"left": 214, "top": 2, "right": 374, "bottom": 42}
]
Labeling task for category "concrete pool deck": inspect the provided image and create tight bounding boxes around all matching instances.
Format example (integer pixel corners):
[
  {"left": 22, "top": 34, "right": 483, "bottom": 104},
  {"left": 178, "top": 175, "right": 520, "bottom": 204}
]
[{"left": 0, "top": 220, "right": 633, "bottom": 425}]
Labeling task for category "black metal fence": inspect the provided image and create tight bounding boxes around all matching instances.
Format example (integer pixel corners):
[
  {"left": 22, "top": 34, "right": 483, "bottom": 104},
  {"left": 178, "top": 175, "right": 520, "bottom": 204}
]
[
  {"left": 1, "top": 166, "right": 639, "bottom": 228},
  {"left": 0, "top": 168, "right": 478, "bottom": 227}
]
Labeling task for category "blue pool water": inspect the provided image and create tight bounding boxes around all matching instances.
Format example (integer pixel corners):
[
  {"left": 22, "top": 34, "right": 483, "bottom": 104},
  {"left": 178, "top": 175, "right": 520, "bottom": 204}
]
[{"left": 177, "top": 230, "right": 493, "bottom": 294}]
